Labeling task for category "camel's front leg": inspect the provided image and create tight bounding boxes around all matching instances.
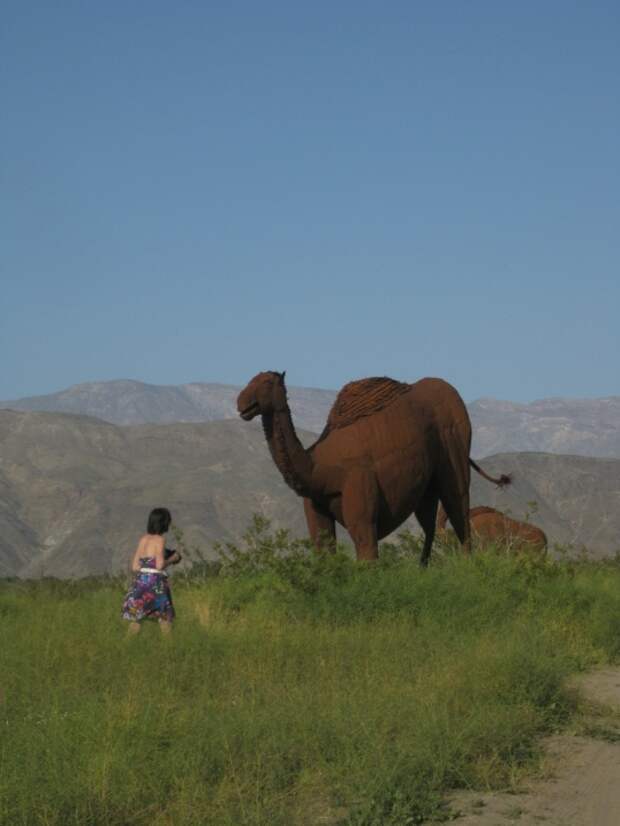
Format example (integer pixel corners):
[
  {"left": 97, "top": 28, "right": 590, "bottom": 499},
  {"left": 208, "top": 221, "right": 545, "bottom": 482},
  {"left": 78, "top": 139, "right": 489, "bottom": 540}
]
[
  {"left": 303, "top": 498, "right": 336, "bottom": 551},
  {"left": 341, "top": 466, "right": 379, "bottom": 561}
]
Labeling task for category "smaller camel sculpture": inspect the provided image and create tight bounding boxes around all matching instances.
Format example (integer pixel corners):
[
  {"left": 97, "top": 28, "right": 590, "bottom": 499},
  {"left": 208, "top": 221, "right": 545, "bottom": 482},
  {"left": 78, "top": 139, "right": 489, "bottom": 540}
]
[
  {"left": 237, "top": 371, "right": 511, "bottom": 564},
  {"left": 437, "top": 505, "right": 547, "bottom": 553}
]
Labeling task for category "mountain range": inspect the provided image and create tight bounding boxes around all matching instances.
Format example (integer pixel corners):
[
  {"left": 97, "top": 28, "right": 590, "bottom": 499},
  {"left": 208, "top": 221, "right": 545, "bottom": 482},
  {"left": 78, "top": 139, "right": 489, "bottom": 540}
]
[
  {"left": 0, "top": 380, "right": 335, "bottom": 435},
  {"left": 2, "top": 379, "right": 620, "bottom": 459},
  {"left": 1, "top": 409, "right": 618, "bottom": 579}
]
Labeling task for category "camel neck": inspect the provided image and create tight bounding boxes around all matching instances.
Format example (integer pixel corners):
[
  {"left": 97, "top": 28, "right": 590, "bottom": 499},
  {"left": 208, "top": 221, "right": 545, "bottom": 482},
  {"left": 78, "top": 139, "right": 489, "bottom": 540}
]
[{"left": 262, "top": 406, "right": 314, "bottom": 496}]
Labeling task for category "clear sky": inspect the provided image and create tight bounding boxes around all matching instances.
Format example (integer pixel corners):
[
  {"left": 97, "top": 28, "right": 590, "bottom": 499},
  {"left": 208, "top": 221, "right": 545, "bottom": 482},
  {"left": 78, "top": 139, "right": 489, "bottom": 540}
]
[{"left": 2, "top": 1, "right": 619, "bottom": 402}]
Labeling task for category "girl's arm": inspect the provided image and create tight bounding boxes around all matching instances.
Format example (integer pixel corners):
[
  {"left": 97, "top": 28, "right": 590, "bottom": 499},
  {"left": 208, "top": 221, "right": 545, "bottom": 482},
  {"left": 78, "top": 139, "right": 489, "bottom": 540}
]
[
  {"left": 161, "top": 550, "right": 182, "bottom": 568},
  {"left": 165, "top": 550, "right": 182, "bottom": 566}
]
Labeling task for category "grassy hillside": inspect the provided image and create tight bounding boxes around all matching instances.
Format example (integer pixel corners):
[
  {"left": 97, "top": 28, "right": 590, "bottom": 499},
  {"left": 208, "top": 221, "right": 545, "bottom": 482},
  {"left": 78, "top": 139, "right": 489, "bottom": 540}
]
[{"left": 1, "top": 530, "right": 620, "bottom": 825}]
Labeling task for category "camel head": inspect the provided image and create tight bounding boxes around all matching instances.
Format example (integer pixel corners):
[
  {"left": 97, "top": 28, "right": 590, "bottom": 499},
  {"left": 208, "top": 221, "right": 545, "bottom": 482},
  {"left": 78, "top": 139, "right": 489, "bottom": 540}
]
[{"left": 237, "top": 371, "right": 288, "bottom": 420}]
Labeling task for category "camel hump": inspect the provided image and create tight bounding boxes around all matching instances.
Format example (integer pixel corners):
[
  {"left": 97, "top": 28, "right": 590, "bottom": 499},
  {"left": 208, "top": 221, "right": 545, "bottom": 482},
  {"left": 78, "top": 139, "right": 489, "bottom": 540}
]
[
  {"left": 322, "top": 377, "right": 410, "bottom": 434},
  {"left": 470, "top": 506, "right": 500, "bottom": 518}
]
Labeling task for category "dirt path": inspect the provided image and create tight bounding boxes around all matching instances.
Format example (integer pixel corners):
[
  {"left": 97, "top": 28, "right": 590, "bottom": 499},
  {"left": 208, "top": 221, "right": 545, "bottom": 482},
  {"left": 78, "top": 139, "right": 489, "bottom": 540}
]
[{"left": 446, "top": 667, "right": 620, "bottom": 826}]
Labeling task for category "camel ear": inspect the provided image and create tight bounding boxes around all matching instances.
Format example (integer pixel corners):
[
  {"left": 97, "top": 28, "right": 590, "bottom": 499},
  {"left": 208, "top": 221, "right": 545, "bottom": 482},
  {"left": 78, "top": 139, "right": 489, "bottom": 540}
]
[{"left": 280, "top": 371, "right": 286, "bottom": 381}]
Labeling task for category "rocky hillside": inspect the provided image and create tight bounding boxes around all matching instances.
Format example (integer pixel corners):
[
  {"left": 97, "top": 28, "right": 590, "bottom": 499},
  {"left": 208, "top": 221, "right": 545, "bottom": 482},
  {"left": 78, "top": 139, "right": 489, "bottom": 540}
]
[
  {"left": 0, "top": 380, "right": 336, "bottom": 434},
  {"left": 1, "top": 410, "right": 619, "bottom": 578},
  {"left": 2, "top": 380, "right": 619, "bottom": 458},
  {"left": 469, "top": 396, "right": 620, "bottom": 458},
  {"left": 0, "top": 411, "right": 311, "bottom": 578}
]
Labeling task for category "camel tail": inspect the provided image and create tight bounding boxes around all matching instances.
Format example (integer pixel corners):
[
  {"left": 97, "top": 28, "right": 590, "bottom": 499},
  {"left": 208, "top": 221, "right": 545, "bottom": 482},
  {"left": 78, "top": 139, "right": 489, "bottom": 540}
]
[{"left": 469, "top": 458, "right": 511, "bottom": 488}]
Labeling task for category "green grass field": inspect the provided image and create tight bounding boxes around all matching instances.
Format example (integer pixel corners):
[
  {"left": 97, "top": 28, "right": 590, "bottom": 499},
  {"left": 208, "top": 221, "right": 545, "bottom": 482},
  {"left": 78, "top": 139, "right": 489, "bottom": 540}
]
[{"left": 2, "top": 526, "right": 620, "bottom": 825}]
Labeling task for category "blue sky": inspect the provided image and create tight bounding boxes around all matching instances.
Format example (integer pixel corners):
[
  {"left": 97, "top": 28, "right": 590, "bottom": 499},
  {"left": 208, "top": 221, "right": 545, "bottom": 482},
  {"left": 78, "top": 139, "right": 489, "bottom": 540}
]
[{"left": 2, "top": 1, "right": 619, "bottom": 402}]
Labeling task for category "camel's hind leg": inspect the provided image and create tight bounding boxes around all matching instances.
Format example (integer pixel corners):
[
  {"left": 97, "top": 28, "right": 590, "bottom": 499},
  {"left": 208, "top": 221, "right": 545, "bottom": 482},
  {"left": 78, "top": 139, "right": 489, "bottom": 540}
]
[
  {"left": 303, "top": 498, "right": 336, "bottom": 551},
  {"left": 415, "top": 485, "right": 440, "bottom": 567},
  {"left": 341, "top": 466, "right": 379, "bottom": 561},
  {"left": 438, "top": 491, "right": 471, "bottom": 552},
  {"left": 436, "top": 451, "right": 471, "bottom": 553}
]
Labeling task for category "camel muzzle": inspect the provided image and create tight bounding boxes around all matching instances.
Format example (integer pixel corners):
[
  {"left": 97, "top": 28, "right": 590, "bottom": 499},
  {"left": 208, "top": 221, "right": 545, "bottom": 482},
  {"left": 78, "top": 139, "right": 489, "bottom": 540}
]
[{"left": 239, "top": 402, "right": 260, "bottom": 420}]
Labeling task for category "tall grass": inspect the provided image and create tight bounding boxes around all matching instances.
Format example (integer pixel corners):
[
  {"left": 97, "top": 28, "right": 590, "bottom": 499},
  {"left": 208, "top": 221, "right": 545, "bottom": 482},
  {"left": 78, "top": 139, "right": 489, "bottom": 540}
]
[{"left": 1, "top": 524, "right": 620, "bottom": 825}]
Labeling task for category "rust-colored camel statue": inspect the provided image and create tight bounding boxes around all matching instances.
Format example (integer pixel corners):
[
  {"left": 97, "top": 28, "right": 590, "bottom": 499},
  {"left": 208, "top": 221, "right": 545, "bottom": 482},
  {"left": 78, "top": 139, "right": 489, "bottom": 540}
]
[
  {"left": 437, "top": 505, "right": 547, "bottom": 553},
  {"left": 237, "top": 372, "right": 510, "bottom": 564}
]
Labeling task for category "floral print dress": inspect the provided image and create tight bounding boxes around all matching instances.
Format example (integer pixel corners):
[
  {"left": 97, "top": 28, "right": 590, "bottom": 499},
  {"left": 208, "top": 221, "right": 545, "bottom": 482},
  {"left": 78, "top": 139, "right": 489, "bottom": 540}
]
[{"left": 121, "top": 556, "right": 175, "bottom": 623}]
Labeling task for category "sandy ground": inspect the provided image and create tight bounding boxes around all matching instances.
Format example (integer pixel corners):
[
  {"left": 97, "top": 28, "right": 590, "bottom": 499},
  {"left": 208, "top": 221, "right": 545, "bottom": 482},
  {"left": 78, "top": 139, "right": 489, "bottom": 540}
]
[{"left": 445, "top": 667, "right": 620, "bottom": 826}]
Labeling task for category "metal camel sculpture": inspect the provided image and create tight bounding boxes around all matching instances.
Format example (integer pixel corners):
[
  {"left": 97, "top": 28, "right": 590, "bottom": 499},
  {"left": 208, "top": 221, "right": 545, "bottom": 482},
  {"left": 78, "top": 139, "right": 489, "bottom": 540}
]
[
  {"left": 437, "top": 505, "right": 547, "bottom": 553},
  {"left": 237, "top": 372, "right": 511, "bottom": 565}
]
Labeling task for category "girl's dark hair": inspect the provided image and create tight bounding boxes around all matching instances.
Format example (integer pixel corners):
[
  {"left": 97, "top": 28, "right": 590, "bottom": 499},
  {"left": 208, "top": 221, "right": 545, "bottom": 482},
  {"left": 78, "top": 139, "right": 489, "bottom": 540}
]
[{"left": 147, "top": 507, "right": 172, "bottom": 535}]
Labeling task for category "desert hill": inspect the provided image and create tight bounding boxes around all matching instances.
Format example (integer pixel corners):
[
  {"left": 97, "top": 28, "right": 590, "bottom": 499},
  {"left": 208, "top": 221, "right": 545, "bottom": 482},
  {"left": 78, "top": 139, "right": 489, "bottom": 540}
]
[
  {"left": 469, "top": 396, "right": 620, "bottom": 458},
  {"left": 0, "top": 379, "right": 336, "bottom": 434},
  {"left": 0, "top": 411, "right": 309, "bottom": 578},
  {"left": 2, "top": 379, "right": 619, "bottom": 459},
  {"left": 1, "top": 410, "right": 619, "bottom": 578}
]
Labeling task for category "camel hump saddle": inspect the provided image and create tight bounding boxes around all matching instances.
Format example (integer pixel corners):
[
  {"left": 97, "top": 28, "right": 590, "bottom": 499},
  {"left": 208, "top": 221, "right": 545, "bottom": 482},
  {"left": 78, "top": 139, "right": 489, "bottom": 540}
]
[{"left": 323, "top": 377, "right": 410, "bottom": 434}]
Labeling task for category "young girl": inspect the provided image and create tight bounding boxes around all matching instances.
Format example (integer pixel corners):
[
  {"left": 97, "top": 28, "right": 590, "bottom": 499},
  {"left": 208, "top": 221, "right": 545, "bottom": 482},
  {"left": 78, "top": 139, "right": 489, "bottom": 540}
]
[{"left": 121, "top": 507, "right": 182, "bottom": 635}]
